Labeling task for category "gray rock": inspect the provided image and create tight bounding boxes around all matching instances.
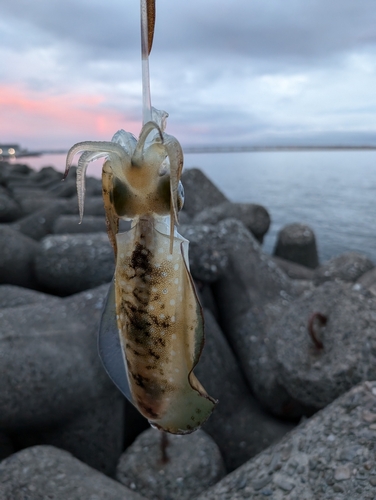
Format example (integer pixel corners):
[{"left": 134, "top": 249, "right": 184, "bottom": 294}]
[
  {"left": 53, "top": 215, "right": 108, "bottom": 234},
  {"left": 197, "top": 381, "right": 376, "bottom": 500},
  {"left": 274, "top": 281, "right": 376, "bottom": 411},
  {"left": 274, "top": 223, "right": 319, "bottom": 269},
  {"left": 0, "top": 284, "right": 125, "bottom": 475},
  {"left": 11, "top": 200, "right": 77, "bottom": 240},
  {"left": 116, "top": 428, "right": 225, "bottom": 500},
  {"left": 208, "top": 220, "right": 308, "bottom": 418},
  {"left": 53, "top": 215, "right": 131, "bottom": 235},
  {"left": 272, "top": 256, "right": 315, "bottom": 281},
  {"left": 0, "top": 445, "right": 146, "bottom": 500},
  {"left": 179, "top": 224, "right": 229, "bottom": 282},
  {"left": 0, "top": 226, "right": 39, "bottom": 288},
  {"left": 18, "top": 196, "right": 66, "bottom": 216},
  {"left": 11, "top": 187, "right": 55, "bottom": 202},
  {"left": 197, "top": 309, "right": 295, "bottom": 471},
  {"left": 0, "top": 285, "right": 60, "bottom": 308},
  {"left": 181, "top": 168, "right": 228, "bottom": 218},
  {"left": 356, "top": 267, "right": 376, "bottom": 296},
  {"left": 0, "top": 285, "right": 111, "bottom": 429},
  {"left": 29, "top": 165, "right": 62, "bottom": 184},
  {"left": 0, "top": 192, "right": 22, "bottom": 222},
  {"left": 314, "top": 251, "right": 375, "bottom": 285},
  {"left": 11, "top": 389, "right": 124, "bottom": 477},
  {"left": 34, "top": 233, "right": 114, "bottom": 295},
  {"left": 194, "top": 202, "right": 270, "bottom": 243},
  {"left": 82, "top": 196, "right": 106, "bottom": 217}
]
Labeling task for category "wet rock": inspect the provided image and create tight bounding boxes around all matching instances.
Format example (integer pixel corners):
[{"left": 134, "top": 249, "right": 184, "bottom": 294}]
[
  {"left": 116, "top": 428, "right": 225, "bottom": 500},
  {"left": 0, "top": 285, "right": 60, "bottom": 308},
  {"left": 272, "top": 256, "right": 315, "bottom": 281},
  {"left": 314, "top": 251, "right": 374, "bottom": 285},
  {"left": 197, "top": 381, "right": 376, "bottom": 500},
  {"left": 273, "top": 281, "right": 376, "bottom": 411},
  {"left": 11, "top": 200, "right": 77, "bottom": 240},
  {"left": 0, "top": 445, "right": 146, "bottom": 500},
  {"left": 197, "top": 309, "right": 295, "bottom": 471},
  {"left": 194, "top": 202, "right": 270, "bottom": 243},
  {"left": 0, "top": 192, "right": 22, "bottom": 222},
  {"left": 274, "top": 223, "right": 319, "bottom": 269},
  {"left": 0, "top": 226, "right": 39, "bottom": 288},
  {"left": 180, "top": 168, "right": 228, "bottom": 218},
  {"left": 34, "top": 233, "right": 114, "bottom": 295},
  {"left": 179, "top": 224, "right": 229, "bottom": 282}
]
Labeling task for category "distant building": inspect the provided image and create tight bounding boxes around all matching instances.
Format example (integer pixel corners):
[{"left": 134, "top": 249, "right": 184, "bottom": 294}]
[{"left": 0, "top": 144, "right": 40, "bottom": 158}]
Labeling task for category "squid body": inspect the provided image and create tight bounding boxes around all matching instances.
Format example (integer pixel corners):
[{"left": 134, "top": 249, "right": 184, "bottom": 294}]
[{"left": 65, "top": 108, "right": 217, "bottom": 434}]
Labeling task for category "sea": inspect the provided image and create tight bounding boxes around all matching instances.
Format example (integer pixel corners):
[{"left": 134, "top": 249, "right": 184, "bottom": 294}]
[{"left": 21, "top": 150, "right": 376, "bottom": 264}]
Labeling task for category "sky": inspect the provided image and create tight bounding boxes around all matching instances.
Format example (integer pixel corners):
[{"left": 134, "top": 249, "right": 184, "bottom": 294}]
[{"left": 0, "top": 0, "right": 376, "bottom": 150}]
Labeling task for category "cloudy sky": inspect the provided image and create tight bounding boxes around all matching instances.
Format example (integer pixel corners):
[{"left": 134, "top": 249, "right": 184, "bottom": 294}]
[{"left": 1, "top": 0, "right": 376, "bottom": 150}]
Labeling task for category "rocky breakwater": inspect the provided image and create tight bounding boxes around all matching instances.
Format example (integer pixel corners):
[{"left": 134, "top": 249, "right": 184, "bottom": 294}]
[{"left": 1, "top": 161, "right": 376, "bottom": 499}]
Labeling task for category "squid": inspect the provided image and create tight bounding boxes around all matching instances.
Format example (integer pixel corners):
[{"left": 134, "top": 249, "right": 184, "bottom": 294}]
[{"left": 63, "top": 0, "right": 216, "bottom": 434}]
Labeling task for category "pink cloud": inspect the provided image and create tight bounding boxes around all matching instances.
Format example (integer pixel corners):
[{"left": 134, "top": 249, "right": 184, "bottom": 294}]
[{"left": 0, "top": 85, "right": 140, "bottom": 149}]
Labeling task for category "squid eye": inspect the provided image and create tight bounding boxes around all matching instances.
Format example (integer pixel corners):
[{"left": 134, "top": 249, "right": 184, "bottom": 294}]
[{"left": 177, "top": 181, "right": 184, "bottom": 211}]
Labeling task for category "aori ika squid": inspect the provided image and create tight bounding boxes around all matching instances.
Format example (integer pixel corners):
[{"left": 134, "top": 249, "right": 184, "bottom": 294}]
[{"left": 63, "top": 0, "right": 216, "bottom": 434}]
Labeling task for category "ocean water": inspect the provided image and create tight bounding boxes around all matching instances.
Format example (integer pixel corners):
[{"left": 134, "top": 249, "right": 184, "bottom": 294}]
[{"left": 22, "top": 150, "right": 376, "bottom": 264}]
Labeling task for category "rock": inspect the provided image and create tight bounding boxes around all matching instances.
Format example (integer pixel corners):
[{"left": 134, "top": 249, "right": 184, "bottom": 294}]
[
  {"left": 197, "top": 381, "right": 376, "bottom": 500},
  {"left": 208, "top": 220, "right": 308, "bottom": 418},
  {"left": 82, "top": 196, "right": 106, "bottom": 217},
  {"left": 0, "top": 226, "right": 39, "bottom": 288},
  {"left": 179, "top": 224, "right": 229, "bottom": 283},
  {"left": 194, "top": 202, "right": 270, "bottom": 243},
  {"left": 272, "top": 256, "right": 315, "bottom": 281},
  {"left": 273, "top": 281, "right": 376, "bottom": 411},
  {"left": 314, "top": 251, "right": 375, "bottom": 285},
  {"left": 180, "top": 168, "right": 228, "bottom": 218},
  {"left": 197, "top": 309, "right": 295, "bottom": 471},
  {"left": 0, "top": 192, "right": 22, "bottom": 222},
  {"left": 116, "top": 428, "right": 226, "bottom": 500},
  {"left": 11, "top": 389, "right": 124, "bottom": 477},
  {"left": 0, "top": 285, "right": 60, "bottom": 308},
  {"left": 0, "top": 445, "right": 146, "bottom": 500},
  {"left": 0, "top": 284, "right": 126, "bottom": 475},
  {"left": 34, "top": 233, "right": 114, "bottom": 295},
  {"left": 53, "top": 215, "right": 108, "bottom": 234},
  {"left": 29, "top": 165, "right": 62, "bottom": 184},
  {"left": 356, "top": 267, "right": 376, "bottom": 296},
  {"left": 10, "top": 187, "right": 56, "bottom": 202},
  {"left": 274, "top": 223, "right": 319, "bottom": 269},
  {"left": 18, "top": 196, "right": 65, "bottom": 216},
  {"left": 11, "top": 200, "right": 77, "bottom": 240},
  {"left": 53, "top": 215, "right": 131, "bottom": 235}
]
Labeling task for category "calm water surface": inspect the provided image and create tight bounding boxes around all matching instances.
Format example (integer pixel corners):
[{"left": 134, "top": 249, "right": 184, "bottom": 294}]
[{"left": 23, "top": 151, "right": 376, "bottom": 263}]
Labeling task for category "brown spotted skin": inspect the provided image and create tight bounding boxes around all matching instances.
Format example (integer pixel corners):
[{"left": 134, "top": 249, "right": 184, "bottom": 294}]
[{"left": 115, "top": 218, "right": 216, "bottom": 434}]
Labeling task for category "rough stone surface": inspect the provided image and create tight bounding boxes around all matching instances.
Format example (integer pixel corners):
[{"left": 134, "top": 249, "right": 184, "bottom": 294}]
[
  {"left": 179, "top": 224, "right": 229, "bottom": 282},
  {"left": 116, "top": 428, "right": 226, "bottom": 500},
  {"left": 357, "top": 267, "right": 376, "bottom": 296},
  {"left": 0, "top": 192, "right": 22, "bottom": 222},
  {"left": 180, "top": 168, "right": 228, "bottom": 218},
  {"left": 0, "top": 225, "right": 39, "bottom": 288},
  {"left": 273, "top": 281, "right": 376, "bottom": 411},
  {"left": 11, "top": 200, "right": 77, "bottom": 240},
  {"left": 197, "top": 381, "right": 376, "bottom": 500},
  {"left": 272, "top": 256, "right": 315, "bottom": 281},
  {"left": 197, "top": 309, "right": 295, "bottom": 471},
  {"left": 0, "top": 285, "right": 60, "bottom": 308},
  {"left": 53, "top": 214, "right": 108, "bottom": 234},
  {"left": 274, "top": 223, "right": 319, "bottom": 269},
  {"left": 314, "top": 251, "right": 375, "bottom": 285},
  {"left": 0, "top": 445, "right": 146, "bottom": 500},
  {"left": 34, "top": 232, "right": 114, "bottom": 295},
  {"left": 194, "top": 202, "right": 270, "bottom": 243}
]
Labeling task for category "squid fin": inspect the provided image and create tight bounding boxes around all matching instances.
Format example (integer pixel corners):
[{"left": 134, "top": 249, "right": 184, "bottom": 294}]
[{"left": 98, "top": 278, "right": 133, "bottom": 403}]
